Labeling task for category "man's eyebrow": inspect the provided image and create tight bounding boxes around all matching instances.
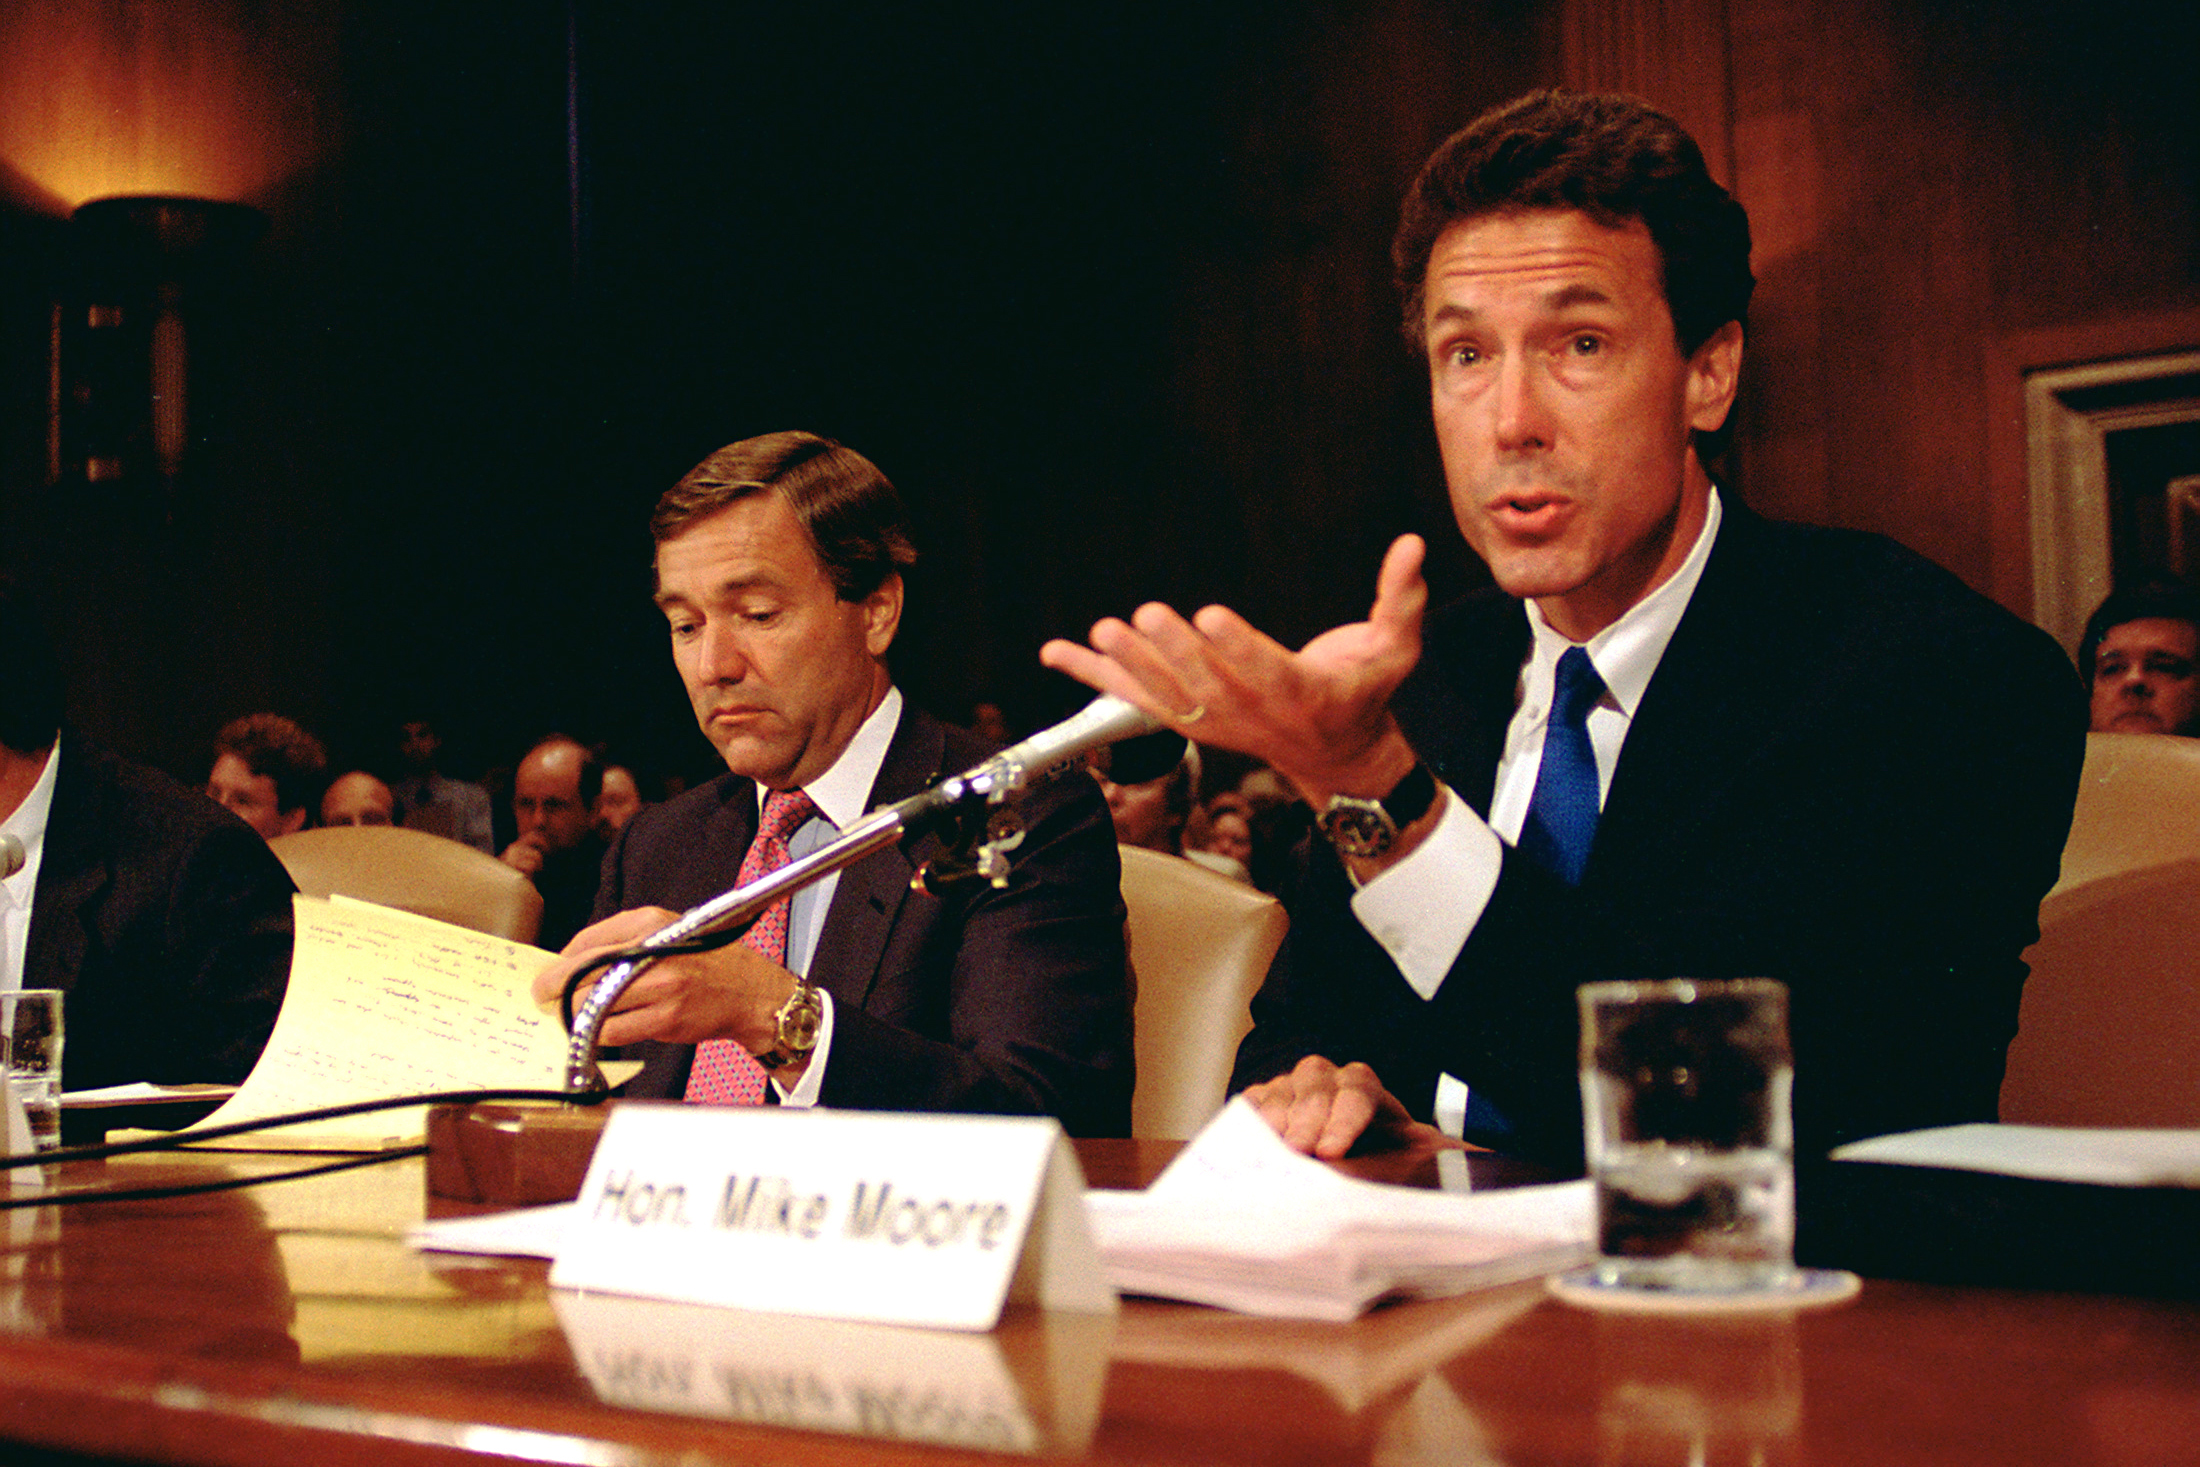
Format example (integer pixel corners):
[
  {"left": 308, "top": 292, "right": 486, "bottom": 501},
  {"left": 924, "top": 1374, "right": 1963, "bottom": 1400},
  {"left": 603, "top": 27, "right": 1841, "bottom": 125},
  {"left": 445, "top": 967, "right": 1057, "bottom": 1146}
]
[
  {"left": 652, "top": 573, "right": 780, "bottom": 609},
  {"left": 1545, "top": 282, "right": 1616, "bottom": 310},
  {"left": 1424, "top": 282, "right": 1617, "bottom": 329}
]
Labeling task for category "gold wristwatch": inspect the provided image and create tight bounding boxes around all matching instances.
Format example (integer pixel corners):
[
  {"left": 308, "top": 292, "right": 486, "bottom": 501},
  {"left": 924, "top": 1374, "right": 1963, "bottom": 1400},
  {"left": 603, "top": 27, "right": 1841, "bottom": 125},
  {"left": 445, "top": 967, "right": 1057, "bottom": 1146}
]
[{"left": 757, "top": 978, "right": 824, "bottom": 1070}]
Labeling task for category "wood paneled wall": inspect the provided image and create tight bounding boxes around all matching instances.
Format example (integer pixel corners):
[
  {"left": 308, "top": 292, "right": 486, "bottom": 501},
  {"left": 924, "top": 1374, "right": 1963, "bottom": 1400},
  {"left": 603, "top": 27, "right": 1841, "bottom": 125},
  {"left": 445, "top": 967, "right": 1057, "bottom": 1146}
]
[
  {"left": 2, "top": 1, "right": 2193, "bottom": 779},
  {"left": 1562, "top": 0, "right": 2200, "bottom": 616}
]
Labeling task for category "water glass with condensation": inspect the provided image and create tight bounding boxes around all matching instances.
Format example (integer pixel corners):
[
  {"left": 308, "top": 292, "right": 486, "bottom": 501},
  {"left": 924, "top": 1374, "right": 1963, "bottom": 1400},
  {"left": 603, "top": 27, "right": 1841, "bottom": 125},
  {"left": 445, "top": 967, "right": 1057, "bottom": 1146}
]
[
  {"left": 1577, "top": 979, "right": 1794, "bottom": 1292},
  {"left": 3, "top": 990, "right": 65, "bottom": 1154}
]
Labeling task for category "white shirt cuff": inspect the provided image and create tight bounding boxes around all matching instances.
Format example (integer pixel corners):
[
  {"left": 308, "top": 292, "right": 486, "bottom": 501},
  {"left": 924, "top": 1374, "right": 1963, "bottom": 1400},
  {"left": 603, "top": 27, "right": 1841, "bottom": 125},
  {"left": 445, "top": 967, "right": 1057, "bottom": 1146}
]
[
  {"left": 1347, "top": 786, "right": 1501, "bottom": 1001},
  {"left": 770, "top": 988, "right": 834, "bottom": 1107}
]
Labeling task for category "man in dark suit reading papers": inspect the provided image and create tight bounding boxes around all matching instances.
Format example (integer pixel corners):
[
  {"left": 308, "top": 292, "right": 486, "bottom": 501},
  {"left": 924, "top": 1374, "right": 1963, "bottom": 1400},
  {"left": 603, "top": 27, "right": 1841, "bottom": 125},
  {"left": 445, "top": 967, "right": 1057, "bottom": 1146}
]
[
  {"left": 1042, "top": 91, "right": 2085, "bottom": 1168},
  {"left": 534, "top": 433, "right": 1133, "bottom": 1135}
]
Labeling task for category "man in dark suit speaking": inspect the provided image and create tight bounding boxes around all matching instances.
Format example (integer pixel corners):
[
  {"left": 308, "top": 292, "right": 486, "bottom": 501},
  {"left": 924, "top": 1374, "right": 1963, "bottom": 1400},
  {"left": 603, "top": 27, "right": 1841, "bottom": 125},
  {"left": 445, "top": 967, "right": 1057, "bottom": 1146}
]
[
  {"left": 1043, "top": 91, "right": 2085, "bottom": 1166},
  {"left": 535, "top": 433, "right": 1132, "bottom": 1136}
]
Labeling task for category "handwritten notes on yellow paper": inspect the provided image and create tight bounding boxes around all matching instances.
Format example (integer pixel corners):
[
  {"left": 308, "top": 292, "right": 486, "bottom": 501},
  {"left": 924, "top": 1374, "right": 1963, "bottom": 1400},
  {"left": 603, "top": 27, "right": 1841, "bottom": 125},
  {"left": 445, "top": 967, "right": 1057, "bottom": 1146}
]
[{"left": 182, "top": 896, "right": 571, "bottom": 1150}]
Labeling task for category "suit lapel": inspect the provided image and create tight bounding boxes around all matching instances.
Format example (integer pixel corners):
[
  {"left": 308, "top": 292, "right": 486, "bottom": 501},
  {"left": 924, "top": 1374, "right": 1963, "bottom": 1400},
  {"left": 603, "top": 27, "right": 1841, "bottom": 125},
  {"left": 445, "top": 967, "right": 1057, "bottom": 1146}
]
[
  {"left": 1403, "top": 594, "right": 1530, "bottom": 818},
  {"left": 699, "top": 775, "right": 761, "bottom": 907},
  {"left": 808, "top": 705, "right": 938, "bottom": 1012},
  {"left": 1593, "top": 504, "right": 1814, "bottom": 871}
]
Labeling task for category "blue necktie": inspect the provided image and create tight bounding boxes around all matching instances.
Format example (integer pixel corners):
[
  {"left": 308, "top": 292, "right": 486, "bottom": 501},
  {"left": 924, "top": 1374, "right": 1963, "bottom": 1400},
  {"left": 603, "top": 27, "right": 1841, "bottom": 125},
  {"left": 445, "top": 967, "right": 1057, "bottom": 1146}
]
[{"left": 1519, "top": 645, "right": 1606, "bottom": 885}]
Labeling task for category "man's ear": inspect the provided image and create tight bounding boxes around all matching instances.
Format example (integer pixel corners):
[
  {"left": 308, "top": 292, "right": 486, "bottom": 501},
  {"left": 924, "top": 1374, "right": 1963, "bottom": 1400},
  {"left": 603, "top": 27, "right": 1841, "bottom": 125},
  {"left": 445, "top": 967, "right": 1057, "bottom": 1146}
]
[
  {"left": 1685, "top": 319, "right": 1745, "bottom": 433},
  {"left": 276, "top": 806, "right": 309, "bottom": 838},
  {"left": 863, "top": 573, "right": 904, "bottom": 658}
]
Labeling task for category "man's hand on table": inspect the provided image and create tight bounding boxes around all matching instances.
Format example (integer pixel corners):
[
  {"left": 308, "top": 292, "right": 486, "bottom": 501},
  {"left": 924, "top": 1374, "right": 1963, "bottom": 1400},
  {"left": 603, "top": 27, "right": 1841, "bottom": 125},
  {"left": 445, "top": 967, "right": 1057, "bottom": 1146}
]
[{"left": 1242, "top": 1054, "right": 1466, "bottom": 1160}]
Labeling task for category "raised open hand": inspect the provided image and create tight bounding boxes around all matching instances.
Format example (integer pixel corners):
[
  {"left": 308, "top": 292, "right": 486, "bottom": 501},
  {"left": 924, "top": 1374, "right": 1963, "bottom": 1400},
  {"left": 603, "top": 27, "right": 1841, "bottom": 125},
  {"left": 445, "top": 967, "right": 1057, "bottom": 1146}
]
[{"left": 1039, "top": 534, "right": 1429, "bottom": 803}]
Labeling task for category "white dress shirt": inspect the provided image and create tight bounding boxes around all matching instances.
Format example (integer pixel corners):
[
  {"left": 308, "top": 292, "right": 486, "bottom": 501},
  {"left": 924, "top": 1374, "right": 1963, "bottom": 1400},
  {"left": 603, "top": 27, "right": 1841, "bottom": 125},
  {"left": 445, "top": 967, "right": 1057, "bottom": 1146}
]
[
  {"left": 0, "top": 738, "right": 61, "bottom": 995},
  {"left": 1347, "top": 491, "right": 1724, "bottom": 1132},
  {"left": 760, "top": 686, "right": 904, "bottom": 1105}
]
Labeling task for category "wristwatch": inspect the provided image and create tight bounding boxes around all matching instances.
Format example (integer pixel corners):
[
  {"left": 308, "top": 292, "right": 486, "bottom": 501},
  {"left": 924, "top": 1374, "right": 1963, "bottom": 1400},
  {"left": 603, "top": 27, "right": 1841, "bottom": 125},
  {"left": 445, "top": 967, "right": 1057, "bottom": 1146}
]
[
  {"left": 757, "top": 978, "right": 824, "bottom": 1070},
  {"left": 1316, "top": 763, "right": 1439, "bottom": 859}
]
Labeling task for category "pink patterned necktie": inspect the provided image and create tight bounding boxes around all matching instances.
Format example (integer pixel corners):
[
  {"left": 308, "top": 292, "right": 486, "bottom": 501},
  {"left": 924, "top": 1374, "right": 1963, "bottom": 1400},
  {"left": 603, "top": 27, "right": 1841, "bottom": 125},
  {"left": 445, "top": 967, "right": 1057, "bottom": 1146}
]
[{"left": 684, "top": 787, "right": 819, "bottom": 1106}]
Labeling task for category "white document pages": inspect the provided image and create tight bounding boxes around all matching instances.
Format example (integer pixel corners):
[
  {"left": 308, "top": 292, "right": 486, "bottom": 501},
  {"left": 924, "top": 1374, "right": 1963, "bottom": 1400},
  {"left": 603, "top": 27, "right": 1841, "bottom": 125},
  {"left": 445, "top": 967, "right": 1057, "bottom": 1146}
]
[
  {"left": 168, "top": 895, "right": 570, "bottom": 1150},
  {"left": 1831, "top": 1124, "right": 2200, "bottom": 1187},
  {"left": 1085, "top": 1099, "right": 1593, "bottom": 1321}
]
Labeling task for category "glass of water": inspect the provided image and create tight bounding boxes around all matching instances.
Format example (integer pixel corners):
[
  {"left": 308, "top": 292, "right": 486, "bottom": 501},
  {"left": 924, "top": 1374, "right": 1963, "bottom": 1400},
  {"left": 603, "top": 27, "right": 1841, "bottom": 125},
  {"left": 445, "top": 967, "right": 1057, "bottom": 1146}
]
[
  {"left": 1576, "top": 978, "right": 1793, "bottom": 1294},
  {"left": 3, "top": 990, "right": 65, "bottom": 1154}
]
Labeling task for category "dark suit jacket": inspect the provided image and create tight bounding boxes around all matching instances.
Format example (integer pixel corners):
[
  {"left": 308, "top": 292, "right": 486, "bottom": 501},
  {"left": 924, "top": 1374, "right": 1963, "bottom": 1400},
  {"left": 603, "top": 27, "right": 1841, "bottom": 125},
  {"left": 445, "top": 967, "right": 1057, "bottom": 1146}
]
[
  {"left": 1234, "top": 505, "right": 2088, "bottom": 1165},
  {"left": 532, "top": 833, "right": 607, "bottom": 952},
  {"left": 26, "top": 737, "right": 294, "bottom": 1090},
  {"left": 604, "top": 704, "right": 1134, "bottom": 1136}
]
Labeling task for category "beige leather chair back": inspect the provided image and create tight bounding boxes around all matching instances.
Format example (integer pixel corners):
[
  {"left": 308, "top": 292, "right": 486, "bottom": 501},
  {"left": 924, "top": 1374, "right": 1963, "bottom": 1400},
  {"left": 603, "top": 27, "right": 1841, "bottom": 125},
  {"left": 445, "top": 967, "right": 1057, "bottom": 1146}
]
[
  {"left": 270, "top": 826, "right": 545, "bottom": 945},
  {"left": 1120, "top": 845, "right": 1288, "bottom": 1139},
  {"left": 2048, "top": 732, "right": 2200, "bottom": 897},
  {"left": 2003, "top": 856, "right": 2200, "bottom": 1126}
]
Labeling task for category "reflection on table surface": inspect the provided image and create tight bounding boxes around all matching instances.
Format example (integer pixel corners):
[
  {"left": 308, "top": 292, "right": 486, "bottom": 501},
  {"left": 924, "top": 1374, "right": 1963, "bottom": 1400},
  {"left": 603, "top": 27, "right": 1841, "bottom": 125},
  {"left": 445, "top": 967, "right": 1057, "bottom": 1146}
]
[{"left": 0, "top": 1140, "right": 2193, "bottom": 1466}]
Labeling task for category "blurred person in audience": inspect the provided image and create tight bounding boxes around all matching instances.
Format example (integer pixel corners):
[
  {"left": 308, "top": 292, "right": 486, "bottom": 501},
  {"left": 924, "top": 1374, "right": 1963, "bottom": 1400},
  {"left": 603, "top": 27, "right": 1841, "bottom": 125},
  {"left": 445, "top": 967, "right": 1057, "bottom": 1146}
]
[
  {"left": 391, "top": 717, "right": 495, "bottom": 853},
  {"left": 2080, "top": 583, "right": 2200, "bottom": 737},
  {"left": 1181, "top": 793, "right": 1256, "bottom": 882},
  {"left": 594, "top": 762, "right": 648, "bottom": 839},
  {"left": 501, "top": 735, "right": 606, "bottom": 950},
  {"left": 0, "top": 579, "right": 290, "bottom": 1087},
  {"left": 534, "top": 431, "right": 1130, "bottom": 1132},
  {"left": 1205, "top": 792, "right": 1257, "bottom": 863},
  {"left": 207, "top": 714, "right": 327, "bottom": 842},
  {"left": 321, "top": 770, "right": 396, "bottom": 828},
  {"left": 1099, "top": 729, "right": 1198, "bottom": 853},
  {"left": 1044, "top": 90, "right": 2083, "bottom": 1167}
]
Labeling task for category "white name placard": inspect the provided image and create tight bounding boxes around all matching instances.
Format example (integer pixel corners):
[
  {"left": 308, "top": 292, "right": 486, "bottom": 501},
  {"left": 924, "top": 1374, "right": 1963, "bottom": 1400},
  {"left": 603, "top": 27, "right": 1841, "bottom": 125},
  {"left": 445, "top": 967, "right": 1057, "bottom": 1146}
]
[{"left": 548, "top": 1103, "right": 1117, "bottom": 1332}]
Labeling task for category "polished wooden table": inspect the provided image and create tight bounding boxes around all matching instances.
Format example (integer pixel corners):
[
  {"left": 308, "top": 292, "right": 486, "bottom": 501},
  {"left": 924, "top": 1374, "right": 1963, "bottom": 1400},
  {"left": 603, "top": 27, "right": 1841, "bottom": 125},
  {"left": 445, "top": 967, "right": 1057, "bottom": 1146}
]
[{"left": 0, "top": 1137, "right": 2194, "bottom": 1466}]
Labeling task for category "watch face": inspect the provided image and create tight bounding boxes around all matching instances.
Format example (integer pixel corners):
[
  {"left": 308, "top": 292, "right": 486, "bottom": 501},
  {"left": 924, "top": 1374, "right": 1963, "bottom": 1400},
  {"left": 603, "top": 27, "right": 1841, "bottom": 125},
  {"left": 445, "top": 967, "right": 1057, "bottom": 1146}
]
[
  {"left": 778, "top": 991, "right": 823, "bottom": 1054},
  {"left": 782, "top": 1003, "right": 822, "bottom": 1053},
  {"left": 1321, "top": 800, "right": 1394, "bottom": 858}
]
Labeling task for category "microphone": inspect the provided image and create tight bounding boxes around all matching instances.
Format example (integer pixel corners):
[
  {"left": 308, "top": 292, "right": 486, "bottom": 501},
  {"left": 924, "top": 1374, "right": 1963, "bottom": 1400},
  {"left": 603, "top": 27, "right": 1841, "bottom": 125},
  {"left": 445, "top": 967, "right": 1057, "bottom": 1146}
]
[
  {"left": 0, "top": 834, "right": 22, "bottom": 881},
  {"left": 932, "top": 699, "right": 1170, "bottom": 809},
  {"left": 892, "top": 695, "right": 1164, "bottom": 821},
  {"left": 994, "top": 694, "right": 1168, "bottom": 783}
]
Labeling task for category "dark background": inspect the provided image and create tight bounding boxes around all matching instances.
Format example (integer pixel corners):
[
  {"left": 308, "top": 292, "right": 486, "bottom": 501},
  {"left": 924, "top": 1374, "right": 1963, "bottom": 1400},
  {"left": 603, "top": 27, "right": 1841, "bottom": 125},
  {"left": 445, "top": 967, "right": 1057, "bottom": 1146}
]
[{"left": 0, "top": 0, "right": 2193, "bottom": 796}]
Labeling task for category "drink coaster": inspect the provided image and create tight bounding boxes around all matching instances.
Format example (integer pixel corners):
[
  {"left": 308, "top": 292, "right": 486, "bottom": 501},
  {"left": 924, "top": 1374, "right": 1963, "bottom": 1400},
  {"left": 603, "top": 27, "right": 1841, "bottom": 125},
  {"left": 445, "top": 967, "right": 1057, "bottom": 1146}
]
[{"left": 1547, "top": 1266, "right": 1861, "bottom": 1315}]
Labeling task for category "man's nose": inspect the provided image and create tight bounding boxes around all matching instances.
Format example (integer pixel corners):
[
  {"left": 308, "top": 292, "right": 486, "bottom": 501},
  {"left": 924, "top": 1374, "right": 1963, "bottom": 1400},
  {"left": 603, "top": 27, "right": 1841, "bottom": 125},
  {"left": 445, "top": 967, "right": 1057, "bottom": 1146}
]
[
  {"left": 1493, "top": 356, "right": 1552, "bottom": 451},
  {"left": 696, "top": 623, "right": 749, "bottom": 684}
]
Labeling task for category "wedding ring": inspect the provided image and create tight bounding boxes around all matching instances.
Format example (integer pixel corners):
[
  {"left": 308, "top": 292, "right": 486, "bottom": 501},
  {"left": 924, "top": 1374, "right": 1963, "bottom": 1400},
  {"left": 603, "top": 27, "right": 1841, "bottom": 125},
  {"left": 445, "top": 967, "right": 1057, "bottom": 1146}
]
[{"left": 1171, "top": 703, "right": 1207, "bottom": 725}]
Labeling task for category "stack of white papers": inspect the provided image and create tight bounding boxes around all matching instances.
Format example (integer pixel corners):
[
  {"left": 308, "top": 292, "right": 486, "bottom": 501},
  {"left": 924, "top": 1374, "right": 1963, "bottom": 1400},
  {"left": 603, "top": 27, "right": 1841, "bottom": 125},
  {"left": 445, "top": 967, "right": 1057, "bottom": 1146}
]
[
  {"left": 1085, "top": 1100, "right": 1593, "bottom": 1321},
  {"left": 1831, "top": 1124, "right": 2200, "bottom": 1186}
]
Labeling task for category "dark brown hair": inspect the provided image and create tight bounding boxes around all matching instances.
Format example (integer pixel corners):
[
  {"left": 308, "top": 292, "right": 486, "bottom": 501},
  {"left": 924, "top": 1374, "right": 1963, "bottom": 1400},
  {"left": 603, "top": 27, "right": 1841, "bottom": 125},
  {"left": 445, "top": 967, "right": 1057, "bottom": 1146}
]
[
  {"left": 1393, "top": 89, "right": 1754, "bottom": 360},
  {"left": 2079, "top": 582, "right": 2200, "bottom": 684},
  {"left": 213, "top": 713, "right": 328, "bottom": 817},
  {"left": 652, "top": 431, "right": 917, "bottom": 601}
]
